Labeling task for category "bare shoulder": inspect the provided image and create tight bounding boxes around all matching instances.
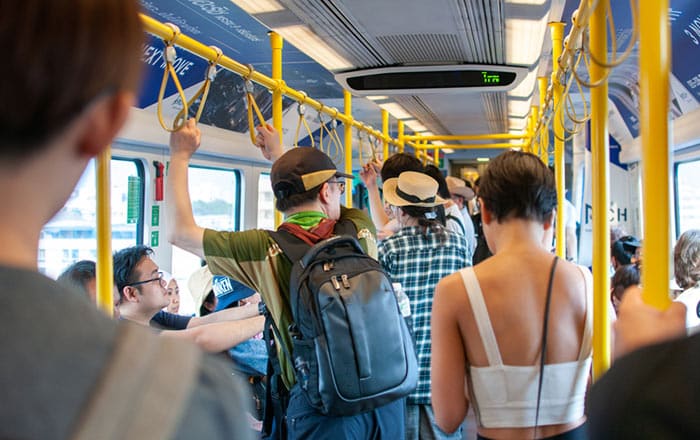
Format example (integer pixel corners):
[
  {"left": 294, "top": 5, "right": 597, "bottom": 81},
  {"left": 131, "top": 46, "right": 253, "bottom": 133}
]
[{"left": 434, "top": 270, "right": 468, "bottom": 310}]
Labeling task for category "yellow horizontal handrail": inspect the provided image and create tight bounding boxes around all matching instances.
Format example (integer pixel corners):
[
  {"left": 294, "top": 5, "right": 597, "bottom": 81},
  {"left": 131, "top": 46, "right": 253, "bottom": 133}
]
[
  {"left": 404, "top": 133, "right": 528, "bottom": 142},
  {"left": 142, "top": 14, "right": 392, "bottom": 143},
  {"left": 142, "top": 13, "right": 524, "bottom": 157},
  {"left": 413, "top": 143, "right": 526, "bottom": 150}
]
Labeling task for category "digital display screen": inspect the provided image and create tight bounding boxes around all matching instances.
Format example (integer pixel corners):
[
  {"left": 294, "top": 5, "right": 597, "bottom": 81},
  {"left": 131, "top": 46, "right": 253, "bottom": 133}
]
[{"left": 346, "top": 70, "right": 517, "bottom": 90}]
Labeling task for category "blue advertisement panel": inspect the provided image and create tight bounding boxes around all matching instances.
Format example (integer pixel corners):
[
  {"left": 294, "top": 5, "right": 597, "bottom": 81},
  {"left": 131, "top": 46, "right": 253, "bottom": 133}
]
[
  {"left": 670, "top": 0, "right": 700, "bottom": 103},
  {"left": 561, "top": 0, "right": 700, "bottom": 144},
  {"left": 138, "top": 0, "right": 344, "bottom": 133}
]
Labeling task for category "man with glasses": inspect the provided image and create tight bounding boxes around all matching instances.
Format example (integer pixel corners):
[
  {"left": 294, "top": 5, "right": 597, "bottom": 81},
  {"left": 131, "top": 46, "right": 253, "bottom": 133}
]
[
  {"left": 115, "top": 245, "right": 264, "bottom": 353},
  {"left": 166, "top": 122, "right": 404, "bottom": 439}
]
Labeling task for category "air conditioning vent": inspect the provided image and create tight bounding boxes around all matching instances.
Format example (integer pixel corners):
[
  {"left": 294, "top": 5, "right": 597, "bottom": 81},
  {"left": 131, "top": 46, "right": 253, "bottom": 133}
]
[{"left": 336, "top": 64, "right": 527, "bottom": 95}]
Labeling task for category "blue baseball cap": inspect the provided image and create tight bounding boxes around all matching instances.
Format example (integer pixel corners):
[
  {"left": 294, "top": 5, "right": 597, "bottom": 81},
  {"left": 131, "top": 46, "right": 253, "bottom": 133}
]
[{"left": 212, "top": 275, "right": 256, "bottom": 311}]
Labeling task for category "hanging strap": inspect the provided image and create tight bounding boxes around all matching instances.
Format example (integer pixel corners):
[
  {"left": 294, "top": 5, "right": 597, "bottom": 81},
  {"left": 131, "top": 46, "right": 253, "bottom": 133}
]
[
  {"left": 293, "top": 97, "right": 315, "bottom": 148},
  {"left": 245, "top": 68, "right": 267, "bottom": 145},
  {"left": 71, "top": 322, "right": 201, "bottom": 440},
  {"left": 173, "top": 46, "right": 222, "bottom": 127},
  {"left": 156, "top": 24, "right": 189, "bottom": 132},
  {"left": 534, "top": 256, "right": 559, "bottom": 436}
]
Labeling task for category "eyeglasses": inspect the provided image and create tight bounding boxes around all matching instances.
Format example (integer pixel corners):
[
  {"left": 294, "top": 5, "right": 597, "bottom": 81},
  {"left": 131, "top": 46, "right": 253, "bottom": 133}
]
[
  {"left": 327, "top": 180, "right": 346, "bottom": 195},
  {"left": 128, "top": 271, "right": 166, "bottom": 287}
]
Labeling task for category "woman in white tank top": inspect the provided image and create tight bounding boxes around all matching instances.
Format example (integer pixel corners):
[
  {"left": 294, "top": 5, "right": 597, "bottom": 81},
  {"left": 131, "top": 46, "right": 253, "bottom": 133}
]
[{"left": 431, "top": 151, "right": 592, "bottom": 440}]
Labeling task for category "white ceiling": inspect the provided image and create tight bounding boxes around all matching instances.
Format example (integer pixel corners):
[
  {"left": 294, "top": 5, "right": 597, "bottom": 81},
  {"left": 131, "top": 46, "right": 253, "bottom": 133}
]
[{"left": 245, "top": 0, "right": 568, "bottom": 162}]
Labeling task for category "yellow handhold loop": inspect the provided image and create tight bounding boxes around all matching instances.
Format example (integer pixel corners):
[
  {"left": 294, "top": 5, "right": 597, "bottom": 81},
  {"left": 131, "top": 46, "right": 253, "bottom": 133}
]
[
  {"left": 325, "top": 110, "right": 344, "bottom": 163},
  {"left": 157, "top": 23, "right": 189, "bottom": 132},
  {"left": 293, "top": 93, "right": 315, "bottom": 148},
  {"left": 245, "top": 65, "right": 267, "bottom": 146},
  {"left": 174, "top": 46, "right": 223, "bottom": 128}
]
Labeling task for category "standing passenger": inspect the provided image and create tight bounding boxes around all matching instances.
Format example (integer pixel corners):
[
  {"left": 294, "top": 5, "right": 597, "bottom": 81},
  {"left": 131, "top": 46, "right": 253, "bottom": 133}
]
[
  {"left": 166, "top": 123, "right": 406, "bottom": 439},
  {"left": 432, "top": 151, "right": 592, "bottom": 439},
  {"left": 378, "top": 171, "right": 469, "bottom": 440},
  {"left": 673, "top": 229, "right": 700, "bottom": 331},
  {"left": 0, "top": 1, "right": 254, "bottom": 438},
  {"left": 360, "top": 154, "right": 424, "bottom": 240}
]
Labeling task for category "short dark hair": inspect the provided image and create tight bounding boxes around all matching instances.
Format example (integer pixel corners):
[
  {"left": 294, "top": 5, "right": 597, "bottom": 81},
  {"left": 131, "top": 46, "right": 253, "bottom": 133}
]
[
  {"left": 275, "top": 185, "right": 323, "bottom": 212},
  {"left": 611, "top": 263, "right": 641, "bottom": 303},
  {"left": 381, "top": 153, "right": 423, "bottom": 182},
  {"left": 478, "top": 151, "right": 556, "bottom": 223},
  {"left": 57, "top": 260, "right": 96, "bottom": 298},
  {"left": 113, "top": 245, "right": 154, "bottom": 299},
  {"left": 0, "top": 0, "right": 144, "bottom": 158},
  {"left": 424, "top": 165, "right": 450, "bottom": 199},
  {"left": 612, "top": 236, "right": 640, "bottom": 266}
]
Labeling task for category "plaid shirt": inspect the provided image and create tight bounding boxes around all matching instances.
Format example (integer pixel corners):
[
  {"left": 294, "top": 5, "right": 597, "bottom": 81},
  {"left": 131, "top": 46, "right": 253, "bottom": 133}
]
[{"left": 378, "top": 225, "right": 469, "bottom": 404}]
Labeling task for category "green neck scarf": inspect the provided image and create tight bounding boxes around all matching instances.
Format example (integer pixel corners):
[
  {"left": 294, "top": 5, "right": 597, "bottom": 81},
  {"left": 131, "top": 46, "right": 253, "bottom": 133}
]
[{"left": 284, "top": 211, "right": 328, "bottom": 230}]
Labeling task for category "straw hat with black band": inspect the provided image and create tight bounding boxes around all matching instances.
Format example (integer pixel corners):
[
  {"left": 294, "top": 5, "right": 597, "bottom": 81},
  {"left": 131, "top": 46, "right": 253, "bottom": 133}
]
[{"left": 383, "top": 171, "right": 445, "bottom": 208}]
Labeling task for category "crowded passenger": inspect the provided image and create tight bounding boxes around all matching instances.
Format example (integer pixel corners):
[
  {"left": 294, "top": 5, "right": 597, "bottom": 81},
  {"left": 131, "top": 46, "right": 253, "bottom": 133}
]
[
  {"left": 432, "top": 151, "right": 592, "bottom": 439},
  {"left": 672, "top": 229, "right": 700, "bottom": 331},
  {"left": 57, "top": 259, "right": 121, "bottom": 318},
  {"left": 164, "top": 274, "right": 181, "bottom": 314},
  {"left": 188, "top": 265, "right": 268, "bottom": 376},
  {"left": 114, "top": 245, "right": 264, "bottom": 352},
  {"left": 611, "top": 235, "right": 641, "bottom": 271},
  {"left": 425, "top": 166, "right": 475, "bottom": 260},
  {"left": 379, "top": 171, "right": 469, "bottom": 439},
  {"left": 586, "top": 285, "right": 690, "bottom": 438},
  {"left": 610, "top": 263, "right": 641, "bottom": 315},
  {"left": 167, "top": 122, "right": 405, "bottom": 439},
  {"left": 0, "top": 1, "right": 254, "bottom": 437},
  {"left": 360, "top": 153, "right": 424, "bottom": 240}
]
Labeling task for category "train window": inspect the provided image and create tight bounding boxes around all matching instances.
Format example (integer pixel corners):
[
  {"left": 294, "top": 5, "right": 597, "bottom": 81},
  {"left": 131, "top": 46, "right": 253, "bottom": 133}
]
[
  {"left": 171, "top": 165, "right": 241, "bottom": 315},
  {"left": 39, "top": 158, "right": 143, "bottom": 278},
  {"left": 676, "top": 159, "right": 700, "bottom": 235},
  {"left": 258, "top": 173, "right": 275, "bottom": 229}
]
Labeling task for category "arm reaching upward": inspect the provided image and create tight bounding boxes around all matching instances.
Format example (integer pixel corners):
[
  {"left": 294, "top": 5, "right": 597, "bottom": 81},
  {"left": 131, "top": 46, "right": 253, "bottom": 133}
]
[
  {"left": 360, "top": 160, "right": 390, "bottom": 230},
  {"left": 166, "top": 118, "right": 205, "bottom": 258},
  {"left": 255, "top": 124, "right": 285, "bottom": 162}
]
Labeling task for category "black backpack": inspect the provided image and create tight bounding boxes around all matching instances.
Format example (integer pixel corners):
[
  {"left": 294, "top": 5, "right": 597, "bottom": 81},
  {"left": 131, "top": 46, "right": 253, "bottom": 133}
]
[{"left": 268, "top": 222, "right": 418, "bottom": 417}]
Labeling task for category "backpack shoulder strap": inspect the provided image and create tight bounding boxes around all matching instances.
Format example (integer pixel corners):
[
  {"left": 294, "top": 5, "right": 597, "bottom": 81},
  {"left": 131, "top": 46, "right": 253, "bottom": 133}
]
[
  {"left": 72, "top": 322, "right": 201, "bottom": 440},
  {"left": 268, "top": 229, "right": 309, "bottom": 263},
  {"left": 334, "top": 219, "right": 359, "bottom": 237},
  {"left": 446, "top": 213, "right": 466, "bottom": 235}
]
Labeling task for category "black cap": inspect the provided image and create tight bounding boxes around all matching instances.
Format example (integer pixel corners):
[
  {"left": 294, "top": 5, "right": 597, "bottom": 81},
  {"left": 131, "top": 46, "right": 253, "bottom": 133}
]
[
  {"left": 612, "top": 235, "right": 641, "bottom": 265},
  {"left": 270, "top": 147, "right": 353, "bottom": 198}
]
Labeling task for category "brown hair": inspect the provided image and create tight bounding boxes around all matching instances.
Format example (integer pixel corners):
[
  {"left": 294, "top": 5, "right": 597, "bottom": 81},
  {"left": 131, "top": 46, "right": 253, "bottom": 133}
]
[
  {"left": 478, "top": 151, "right": 556, "bottom": 223},
  {"left": 0, "top": 0, "right": 144, "bottom": 157}
]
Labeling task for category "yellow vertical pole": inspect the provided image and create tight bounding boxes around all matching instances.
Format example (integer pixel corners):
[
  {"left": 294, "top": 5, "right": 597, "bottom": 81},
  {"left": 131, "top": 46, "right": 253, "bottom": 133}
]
[
  {"left": 549, "top": 22, "right": 566, "bottom": 259},
  {"left": 382, "top": 110, "right": 390, "bottom": 161},
  {"left": 590, "top": 0, "right": 611, "bottom": 380},
  {"left": 96, "top": 149, "right": 113, "bottom": 317},
  {"left": 398, "top": 120, "right": 405, "bottom": 153},
  {"left": 434, "top": 146, "right": 440, "bottom": 166},
  {"left": 538, "top": 76, "right": 549, "bottom": 164},
  {"left": 525, "top": 113, "right": 533, "bottom": 154},
  {"left": 531, "top": 106, "right": 539, "bottom": 155},
  {"left": 270, "top": 31, "right": 284, "bottom": 227},
  {"left": 640, "top": 0, "right": 671, "bottom": 309},
  {"left": 344, "top": 90, "right": 353, "bottom": 207}
]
